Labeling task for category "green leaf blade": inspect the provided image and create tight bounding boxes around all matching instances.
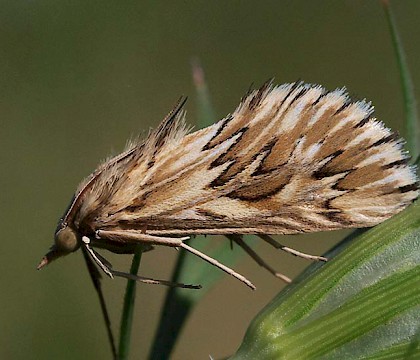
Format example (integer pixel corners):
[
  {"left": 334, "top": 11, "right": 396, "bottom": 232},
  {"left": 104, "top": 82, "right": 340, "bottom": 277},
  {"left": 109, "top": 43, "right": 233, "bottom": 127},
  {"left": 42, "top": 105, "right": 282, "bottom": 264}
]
[{"left": 231, "top": 202, "right": 420, "bottom": 360}]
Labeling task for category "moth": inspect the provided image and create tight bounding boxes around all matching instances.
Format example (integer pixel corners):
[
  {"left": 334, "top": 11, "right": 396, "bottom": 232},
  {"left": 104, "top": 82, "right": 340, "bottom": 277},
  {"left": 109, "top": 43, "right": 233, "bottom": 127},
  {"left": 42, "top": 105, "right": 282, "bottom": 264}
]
[{"left": 38, "top": 81, "right": 418, "bottom": 356}]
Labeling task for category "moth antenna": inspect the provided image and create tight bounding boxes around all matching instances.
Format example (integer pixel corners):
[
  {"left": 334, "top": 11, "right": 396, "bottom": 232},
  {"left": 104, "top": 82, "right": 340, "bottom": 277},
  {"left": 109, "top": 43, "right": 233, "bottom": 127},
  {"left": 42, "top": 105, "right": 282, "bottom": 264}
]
[
  {"left": 258, "top": 234, "right": 328, "bottom": 262},
  {"left": 81, "top": 246, "right": 117, "bottom": 360},
  {"left": 227, "top": 235, "right": 292, "bottom": 283}
]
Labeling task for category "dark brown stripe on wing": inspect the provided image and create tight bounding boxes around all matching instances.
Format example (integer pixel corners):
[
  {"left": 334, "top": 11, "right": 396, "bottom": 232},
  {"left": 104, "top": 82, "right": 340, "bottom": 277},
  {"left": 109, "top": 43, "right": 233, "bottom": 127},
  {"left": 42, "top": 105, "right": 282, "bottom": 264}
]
[{"left": 202, "top": 115, "right": 232, "bottom": 151}]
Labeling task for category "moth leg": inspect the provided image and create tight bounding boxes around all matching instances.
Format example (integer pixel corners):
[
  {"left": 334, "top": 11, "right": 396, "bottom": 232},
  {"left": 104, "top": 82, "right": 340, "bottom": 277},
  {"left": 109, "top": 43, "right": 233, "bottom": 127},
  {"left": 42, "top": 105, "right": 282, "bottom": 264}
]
[
  {"left": 180, "top": 242, "right": 256, "bottom": 290},
  {"left": 83, "top": 236, "right": 114, "bottom": 278},
  {"left": 111, "top": 269, "right": 201, "bottom": 289},
  {"left": 83, "top": 236, "right": 200, "bottom": 289},
  {"left": 96, "top": 229, "right": 189, "bottom": 246},
  {"left": 227, "top": 235, "right": 292, "bottom": 284},
  {"left": 96, "top": 230, "right": 256, "bottom": 290},
  {"left": 258, "top": 234, "right": 328, "bottom": 262}
]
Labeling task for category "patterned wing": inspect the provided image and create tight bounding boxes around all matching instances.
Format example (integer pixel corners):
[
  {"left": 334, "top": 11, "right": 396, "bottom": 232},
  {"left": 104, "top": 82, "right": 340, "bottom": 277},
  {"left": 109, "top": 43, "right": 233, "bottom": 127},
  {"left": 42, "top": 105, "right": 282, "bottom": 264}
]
[{"left": 77, "top": 82, "right": 418, "bottom": 236}]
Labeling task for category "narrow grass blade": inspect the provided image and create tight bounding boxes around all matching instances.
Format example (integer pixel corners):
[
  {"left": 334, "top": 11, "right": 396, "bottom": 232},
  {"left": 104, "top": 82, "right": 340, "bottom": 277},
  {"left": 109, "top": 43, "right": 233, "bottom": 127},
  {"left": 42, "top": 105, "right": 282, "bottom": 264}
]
[
  {"left": 82, "top": 247, "right": 118, "bottom": 359},
  {"left": 118, "top": 247, "right": 143, "bottom": 360},
  {"left": 382, "top": 0, "right": 419, "bottom": 159}
]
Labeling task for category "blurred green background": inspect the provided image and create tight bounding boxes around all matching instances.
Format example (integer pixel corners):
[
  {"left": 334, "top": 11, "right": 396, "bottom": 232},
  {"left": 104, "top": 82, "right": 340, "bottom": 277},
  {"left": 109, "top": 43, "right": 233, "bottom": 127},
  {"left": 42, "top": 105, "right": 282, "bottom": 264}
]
[{"left": 1, "top": 1, "right": 419, "bottom": 359}]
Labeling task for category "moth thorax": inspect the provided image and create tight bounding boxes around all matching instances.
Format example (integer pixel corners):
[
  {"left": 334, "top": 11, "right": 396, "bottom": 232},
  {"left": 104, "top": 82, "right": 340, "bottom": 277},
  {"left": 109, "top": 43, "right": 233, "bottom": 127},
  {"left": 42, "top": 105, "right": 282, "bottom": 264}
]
[{"left": 55, "top": 226, "right": 80, "bottom": 253}]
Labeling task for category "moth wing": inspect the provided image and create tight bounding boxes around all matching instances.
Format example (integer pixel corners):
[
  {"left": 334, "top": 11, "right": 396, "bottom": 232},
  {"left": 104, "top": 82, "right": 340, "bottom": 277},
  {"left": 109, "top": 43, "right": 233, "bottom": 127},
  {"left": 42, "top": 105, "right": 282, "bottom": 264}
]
[{"left": 84, "top": 82, "right": 418, "bottom": 236}]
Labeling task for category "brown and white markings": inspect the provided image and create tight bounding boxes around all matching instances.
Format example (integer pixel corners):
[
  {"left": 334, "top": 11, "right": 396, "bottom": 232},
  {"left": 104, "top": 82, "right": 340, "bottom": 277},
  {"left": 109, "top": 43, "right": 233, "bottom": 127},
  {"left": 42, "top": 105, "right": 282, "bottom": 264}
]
[
  {"left": 39, "top": 80, "right": 419, "bottom": 282},
  {"left": 39, "top": 83, "right": 418, "bottom": 287},
  {"left": 38, "top": 81, "right": 418, "bottom": 349}
]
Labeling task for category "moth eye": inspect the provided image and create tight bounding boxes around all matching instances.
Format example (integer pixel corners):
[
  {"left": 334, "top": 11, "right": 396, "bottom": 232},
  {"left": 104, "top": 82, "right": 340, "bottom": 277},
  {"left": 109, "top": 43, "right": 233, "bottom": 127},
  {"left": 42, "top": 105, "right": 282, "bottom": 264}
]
[{"left": 55, "top": 226, "right": 80, "bottom": 253}]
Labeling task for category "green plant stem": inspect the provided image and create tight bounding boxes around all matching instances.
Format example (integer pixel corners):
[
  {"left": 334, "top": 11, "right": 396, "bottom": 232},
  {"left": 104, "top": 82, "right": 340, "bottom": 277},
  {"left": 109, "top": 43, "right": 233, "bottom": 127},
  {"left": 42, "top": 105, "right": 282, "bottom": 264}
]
[
  {"left": 148, "top": 249, "right": 192, "bottom": 360},
  {"left": 382, "top": 0, "right": 419, "bottom": 159},
  {"left": 118, "top": 247, "right": 143, "bottom": 360}
]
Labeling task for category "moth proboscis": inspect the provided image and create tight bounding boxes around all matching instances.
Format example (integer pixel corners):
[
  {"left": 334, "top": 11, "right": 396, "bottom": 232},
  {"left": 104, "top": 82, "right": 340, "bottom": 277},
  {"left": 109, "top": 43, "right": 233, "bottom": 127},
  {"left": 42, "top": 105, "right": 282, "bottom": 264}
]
[{"left": 38, "top": 80, "right": 419, "bottom": 358}]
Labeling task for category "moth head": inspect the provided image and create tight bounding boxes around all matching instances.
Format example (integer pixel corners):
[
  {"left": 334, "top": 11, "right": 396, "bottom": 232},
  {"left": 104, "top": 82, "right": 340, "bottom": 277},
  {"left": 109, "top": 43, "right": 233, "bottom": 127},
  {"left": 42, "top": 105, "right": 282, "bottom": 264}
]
[{"left": 37, "top": 225, "right": 81, "bottom": 270}]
